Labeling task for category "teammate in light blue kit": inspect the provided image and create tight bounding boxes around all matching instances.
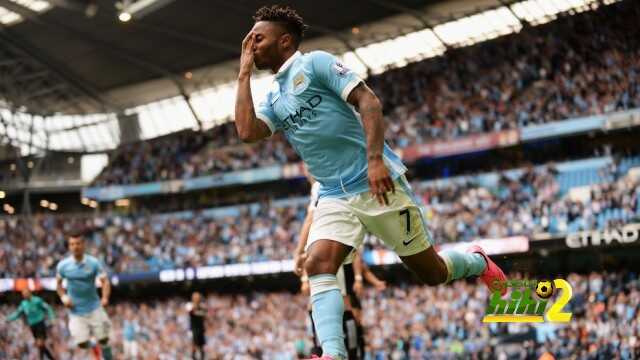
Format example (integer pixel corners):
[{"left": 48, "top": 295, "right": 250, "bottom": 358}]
[
  {"left": 235, "top": 5, "right": 507, "bottom": 359},
  {"left": 56, "top": 233, "right": 113, "bottom": 360},
  {"left": 122, "top": 309, "right": 140, "bottom": 359}
]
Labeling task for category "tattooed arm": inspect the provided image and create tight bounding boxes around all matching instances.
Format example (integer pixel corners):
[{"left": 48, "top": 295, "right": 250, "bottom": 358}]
[{"left": 347, "top": 83, "right": 395, "bottom": 205}]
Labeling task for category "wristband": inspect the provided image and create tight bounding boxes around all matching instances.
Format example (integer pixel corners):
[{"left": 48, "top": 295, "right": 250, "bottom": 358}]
[
  {"left": 355, "top": 275, "right": 363, "bottom": 282},
  {"left": 301, "top": 275, "right": 309, "bottom": 282},
  {"left": 367, "top": 154, "right": 383, "bottom": 161}
]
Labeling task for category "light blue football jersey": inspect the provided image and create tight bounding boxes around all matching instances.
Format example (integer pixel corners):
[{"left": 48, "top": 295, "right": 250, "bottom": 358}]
[
  {"left": 56, "top": 254, "right": 106, "bottom": 315},
  {"left": 256, "top": 50, "right": 407, "bottom": 199}
]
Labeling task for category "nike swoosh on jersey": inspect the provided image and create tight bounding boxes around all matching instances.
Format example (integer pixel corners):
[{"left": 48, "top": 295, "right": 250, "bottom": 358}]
[{"left": 402, "top": 238, "right": 415, "bottom": 246}]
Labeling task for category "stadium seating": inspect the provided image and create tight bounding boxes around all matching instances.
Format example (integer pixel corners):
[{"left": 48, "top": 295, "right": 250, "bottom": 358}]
[
  {"left": 2, "top": 272, "right": 638, "bottom": 359},
  {"left": 92, "top": 1, "right": 640, "bottom": 186},
  {"left": 3, "top": 2, "right": 640, "bottom": 360},
  {"left": 2, "top": 155, "right": 638, "bottom": 278}
]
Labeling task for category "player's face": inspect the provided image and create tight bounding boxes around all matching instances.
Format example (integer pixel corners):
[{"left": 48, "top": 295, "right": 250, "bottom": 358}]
[
  {"left": 69, "top": 236, "right": 85, "bottom": 256},
  {"left": 192, "top": 292, "right": 201, "bottom": 304},
  {"left": 21, "top": 288, "right": 31, "bottom": 299},
  {"left": 251, "top": 21, "right": 286, "bottom": 71}
]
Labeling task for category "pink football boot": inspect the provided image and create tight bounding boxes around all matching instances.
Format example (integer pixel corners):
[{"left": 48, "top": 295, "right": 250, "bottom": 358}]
[{"left": 467, "top": 245, "right": 507, "bottom": 295}]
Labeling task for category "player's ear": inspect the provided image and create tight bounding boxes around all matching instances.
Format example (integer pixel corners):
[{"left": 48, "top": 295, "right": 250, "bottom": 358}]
[{"left": 280, "top": 33, "right": 293, "bottom": 49}]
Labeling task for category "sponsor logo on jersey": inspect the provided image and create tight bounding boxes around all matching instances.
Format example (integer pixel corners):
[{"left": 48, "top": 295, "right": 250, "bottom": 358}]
[{"left": 282, "top": 95, "right": 323, "bottom": 132}]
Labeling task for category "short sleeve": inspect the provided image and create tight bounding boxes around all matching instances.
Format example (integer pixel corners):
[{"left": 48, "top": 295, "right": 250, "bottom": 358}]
[
  {"left": 56, "top": 262, "right": 65, "bottom": 279},
  {"left": 94, "top": 258, "right": 107, "bottom": 278},
  {"left": 311, "top": 51, "right": 362, "bottom": 101},
  {"left": 256, "top": 95, "right": 279, "bottom": 136}
]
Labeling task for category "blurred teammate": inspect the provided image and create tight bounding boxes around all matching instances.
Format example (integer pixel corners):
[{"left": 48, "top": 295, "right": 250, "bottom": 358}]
[
  {"left": 235, "top": 5, "right": 506, "bottom": 359},
  {"left": 122, "top": 309, "right": 140, "bottom": 359},
  {"left": 185, "top": 291, "right": 207, "bottom": 360},
  {"left": 6, "top": 288, "right": 57, "bottom": 360},
  {"left": 56, "top": 233, "right": 113, "bottom": 360}
]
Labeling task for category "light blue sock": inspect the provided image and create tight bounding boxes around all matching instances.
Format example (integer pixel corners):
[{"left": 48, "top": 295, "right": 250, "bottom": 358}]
[
  {"left": 439, "top": 250, "right": 487, "bottom": 282},
  {"left": 310, "top": 274, "right": 347, "bottom": 359}
]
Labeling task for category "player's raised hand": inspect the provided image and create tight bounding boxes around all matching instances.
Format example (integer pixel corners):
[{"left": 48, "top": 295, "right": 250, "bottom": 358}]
[
  {"left": 368, "top": 156, "right": 395, "bottom": 206},
  {"left": 239, "top": 32, "right": 256, "bottom": 78}
]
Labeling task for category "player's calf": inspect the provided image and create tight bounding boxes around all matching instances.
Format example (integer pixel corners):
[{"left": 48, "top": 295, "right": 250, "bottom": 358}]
[
  {"left": 400, "top": 245, "right": 506, "bottom": 293},
  {"left": 400, "top": 247, "right": 449, "bottom": 286},
  {"left": 303, "top": 240, "right": 354, "bottom": 359}
]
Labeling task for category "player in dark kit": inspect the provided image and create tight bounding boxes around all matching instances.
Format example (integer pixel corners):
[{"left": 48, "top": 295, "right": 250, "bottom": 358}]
[
  {"left": 5, "top": 288, "right": 57, "bottom": 360},
  {"left": 344, "top": 251, "right": 386, "bottom": 359},
  {"left": 185, "top": 292, "right": 207, "bottom": 360}
]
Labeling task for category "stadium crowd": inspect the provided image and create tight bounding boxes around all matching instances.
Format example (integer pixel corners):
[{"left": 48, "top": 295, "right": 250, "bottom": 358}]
[
  {"left": 2, "top": 159, "right": 638, "bottom": 278},
  {"left": 93, "top": 0, "right": 640, "bottom": 186},
  {"left": 0, "top": 201, "right": 307, "bottom": 277},
  {"left": 417, "top": 164, "right": 562, "bottom": 243},
  {"left": 93, "top": 126, "right": 300, "bottom": 186},
  {"left": 3, "top": 2, "right": 640, "bottom": 360},
  {"left": 374, "top": 0, "right": 640, "bottom": 148},
  {"left": 2, "top": 271, "right": 640, "bottom": 359},
  {"left": 416, "top": 162, "right": 640, "bottom": 243}
]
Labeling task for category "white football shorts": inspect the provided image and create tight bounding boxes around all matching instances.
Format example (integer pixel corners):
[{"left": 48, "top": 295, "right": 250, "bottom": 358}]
[{"left": 307, "top": 175, "right": 432, "bottom": 259}]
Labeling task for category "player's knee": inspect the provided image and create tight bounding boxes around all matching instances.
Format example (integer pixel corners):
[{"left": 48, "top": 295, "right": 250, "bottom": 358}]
[
  {"left": 35, "top": 339, "right": 45, "bottom": 348},
  {"left": 304, "top": 241, "right": 351, "bottom": 276},
  {"left": 77, "top": 341, "right": 91, "bottom": 349},
  {"left": 303, "top": 254, "right": 319, "bottom": 275},
  {"left": 304, "top": 253, "right": 333, "bottom": 276}
]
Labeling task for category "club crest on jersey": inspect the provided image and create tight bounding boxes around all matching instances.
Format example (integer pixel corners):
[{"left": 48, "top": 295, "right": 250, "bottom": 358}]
[
  {"left": 333, "top": 61, "right": 349, "bottom": 76},
  {"left": 293, "top": 73, "right": 305, "bottom": 89}
]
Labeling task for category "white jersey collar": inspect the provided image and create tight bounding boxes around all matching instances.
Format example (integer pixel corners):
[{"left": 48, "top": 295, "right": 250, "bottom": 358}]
[
  {"left": 275, "top": 51, "right": 302, "bottom": 78},
  {"left": 73, "top": 254, "right": 86, "bottom": 264}
]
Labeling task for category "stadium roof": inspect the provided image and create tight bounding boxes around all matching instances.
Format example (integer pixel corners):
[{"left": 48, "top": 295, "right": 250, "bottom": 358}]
[
  {"left": 0, "top": 0, "right": 462, "bottom": 115},
  {"left": 0, "top": 0, "right": 617, "bottom": 155}
]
